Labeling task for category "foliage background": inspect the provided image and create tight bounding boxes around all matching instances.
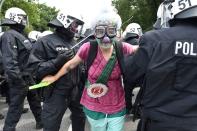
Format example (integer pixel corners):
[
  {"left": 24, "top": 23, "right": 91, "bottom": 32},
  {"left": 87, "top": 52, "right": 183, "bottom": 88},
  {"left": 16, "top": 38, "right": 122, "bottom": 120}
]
[
  {"left": 0, "top": 0, "right": 163, "bottom": 33},
  {"left": 113, "top": 0, "right": 163, "bottom": 31}
]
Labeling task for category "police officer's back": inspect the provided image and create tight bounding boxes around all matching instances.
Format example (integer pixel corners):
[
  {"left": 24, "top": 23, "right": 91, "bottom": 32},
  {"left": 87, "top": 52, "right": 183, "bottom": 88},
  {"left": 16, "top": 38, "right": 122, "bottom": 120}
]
[
  {"left": 125, "top": 1, "right": 197, "bottom": 131},
  {"left": 0, "top": 32, "right": 5, "bottom": 120},
  {"left": 0, "top": 32, "right": 4, "bottom": 75}
]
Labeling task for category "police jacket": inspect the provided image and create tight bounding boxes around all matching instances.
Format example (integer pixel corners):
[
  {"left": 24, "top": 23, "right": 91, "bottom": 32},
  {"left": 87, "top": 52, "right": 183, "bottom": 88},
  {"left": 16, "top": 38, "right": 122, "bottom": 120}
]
[
  {"left": 28, "top": 31, "right": 80, "bottom": 95},
  {"left": 125, "top": 22, "right": 197, "bottom": 127},
  {"left": 0, "top": 29, "right": 32, "bottom": 87},
  {"left": 123, "top": 33, "right": 139, "bottom": 45},
  {"left": 0, "top": 51, "right": 3, "bottom": 74}
]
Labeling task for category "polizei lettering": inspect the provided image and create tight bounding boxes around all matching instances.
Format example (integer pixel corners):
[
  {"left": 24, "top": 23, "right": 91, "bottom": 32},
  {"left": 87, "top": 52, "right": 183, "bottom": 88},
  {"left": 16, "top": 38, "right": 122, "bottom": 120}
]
[
  {"left": 175, "top": 41, "right": 197, "bottom": 56},
  {"left": 56, "top": 46, "right": 68, "bottom": 52}
]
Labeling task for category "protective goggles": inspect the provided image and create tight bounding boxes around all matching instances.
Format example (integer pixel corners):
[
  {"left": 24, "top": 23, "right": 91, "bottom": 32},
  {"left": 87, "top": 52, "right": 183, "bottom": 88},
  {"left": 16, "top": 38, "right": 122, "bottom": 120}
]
[{"left": 95, "top": 25, "right": 117, "bottom": 39}]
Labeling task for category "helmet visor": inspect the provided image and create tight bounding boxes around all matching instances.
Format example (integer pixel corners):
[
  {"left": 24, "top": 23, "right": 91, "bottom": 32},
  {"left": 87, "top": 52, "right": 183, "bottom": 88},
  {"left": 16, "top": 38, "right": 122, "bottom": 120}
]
[
  {"left": 17, "top": 14, "right": 28, "bottom": 26},
  {"left": 67, "top": 15, "right": 84, "bottom": 25},
  {"left": 69, "top": 20, "right": 80, "bottom": 33}
]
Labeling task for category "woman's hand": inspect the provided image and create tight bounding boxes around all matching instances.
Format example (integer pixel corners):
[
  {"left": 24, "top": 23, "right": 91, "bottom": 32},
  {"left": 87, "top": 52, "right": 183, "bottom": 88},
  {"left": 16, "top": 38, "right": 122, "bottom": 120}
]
[{"left": 41, "top": 75, "right": 57, "bottom": 85}]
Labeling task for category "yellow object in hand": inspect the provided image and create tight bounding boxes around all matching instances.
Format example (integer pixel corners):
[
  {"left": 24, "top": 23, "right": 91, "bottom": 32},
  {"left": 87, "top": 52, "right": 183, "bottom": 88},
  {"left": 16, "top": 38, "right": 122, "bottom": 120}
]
[{"left": 29, "top": 81, "right": 50, "bottom": 90}]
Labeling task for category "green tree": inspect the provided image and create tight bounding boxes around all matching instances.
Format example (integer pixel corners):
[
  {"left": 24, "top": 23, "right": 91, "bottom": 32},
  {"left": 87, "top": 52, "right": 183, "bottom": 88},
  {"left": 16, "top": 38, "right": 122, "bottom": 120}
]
[
  {"left": 33, "top": 4, "right": 57, "bottom": 32},
  {"left": 113, "top": 0, "right": 132, "bottom": 30},
  {"left": 113, "top": 0, "right": 163, "bottom": 31}
]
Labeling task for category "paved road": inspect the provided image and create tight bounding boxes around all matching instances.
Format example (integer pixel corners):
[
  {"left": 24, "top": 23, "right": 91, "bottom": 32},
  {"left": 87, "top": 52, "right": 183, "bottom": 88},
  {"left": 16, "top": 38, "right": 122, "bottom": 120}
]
[{"left": 0, "top": 88, "right": 140, "bottom": 131}]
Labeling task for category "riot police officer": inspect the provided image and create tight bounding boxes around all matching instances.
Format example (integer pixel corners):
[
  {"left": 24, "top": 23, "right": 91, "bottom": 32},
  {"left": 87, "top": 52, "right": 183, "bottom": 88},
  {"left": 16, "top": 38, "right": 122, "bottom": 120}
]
[
  {"left": 27, "top": 9, "right": 86, "bottom": 131},
  {"left": 122, "top": 23, "right": 143, "bottom": 115},
  {"left": 125, "top": 0, "right": 197, "bottom": 131},
  {"left": 122, "top": 23, "right": 143, "bottom": 45},
  {"left": 0, "top": 7, "right": 42, "bottom": 131}
]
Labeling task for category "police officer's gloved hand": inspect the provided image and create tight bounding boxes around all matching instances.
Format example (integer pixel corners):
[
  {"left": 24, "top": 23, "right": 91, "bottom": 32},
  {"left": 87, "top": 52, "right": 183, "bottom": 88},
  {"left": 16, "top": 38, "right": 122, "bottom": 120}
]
[{"left": 53, "top": 50, "right": 74, "bottom": 69}]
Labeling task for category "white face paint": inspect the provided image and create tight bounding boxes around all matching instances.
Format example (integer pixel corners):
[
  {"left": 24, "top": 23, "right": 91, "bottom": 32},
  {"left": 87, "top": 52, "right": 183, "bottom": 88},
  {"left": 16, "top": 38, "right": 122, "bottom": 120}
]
[
  {"left": 99, "top": 43, "right": 112, "bottom": 49},
  {"left": 97, "top": 36, "right": 112, "bottom": 49}
]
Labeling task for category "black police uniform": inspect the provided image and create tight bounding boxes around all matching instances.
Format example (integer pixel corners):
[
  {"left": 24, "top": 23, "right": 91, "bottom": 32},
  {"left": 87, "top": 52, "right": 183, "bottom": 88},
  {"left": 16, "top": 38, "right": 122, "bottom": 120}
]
[
  {"left": 27, "top": 30, "right": 85, "bottom": 131},
  {"left": 123, "top": 33, "right": 139, "bottom": 45},
  {"left": 125, "top": 21, "right": 197, "bottom": 131},
  {"left": 0, "top": 50, "right": 5, "bottom": 120},
  {"left": 0, "top": 50, "right": 3, "bottom": 74},
  {"left": 123, "top": 32, "right": 140, "bottom": 114},
  {"left": 0, "top": 46, "right": 10, "bottom": 105},
  {"left": 0, "top": 28, "right": 42, "bottom": 131},
  {"left": 0, "top": 50, "right": 4, "bottom": 91}
]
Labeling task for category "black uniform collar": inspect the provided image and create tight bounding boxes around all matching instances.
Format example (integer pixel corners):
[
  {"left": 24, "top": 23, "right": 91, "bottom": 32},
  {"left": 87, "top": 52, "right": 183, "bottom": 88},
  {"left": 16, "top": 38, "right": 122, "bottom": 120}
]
[
  {"left": 10, "top": 24, "right": 25, "bottom": 34},
  {"left": 54, "top": 30, "right": 76, "bottom": 47},
  {"left": 170, "top": 18, "right": 197, "bottom": 28},
  {"left": 55, "top": 28, "right": 74, "bottom": 42}
]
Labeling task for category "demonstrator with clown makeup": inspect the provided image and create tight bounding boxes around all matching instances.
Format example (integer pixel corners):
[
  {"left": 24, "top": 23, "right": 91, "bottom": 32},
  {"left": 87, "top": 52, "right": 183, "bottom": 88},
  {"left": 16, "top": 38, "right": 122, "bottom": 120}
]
[{"left": 41, "top": 7, "right": 138, "bottom": 131}]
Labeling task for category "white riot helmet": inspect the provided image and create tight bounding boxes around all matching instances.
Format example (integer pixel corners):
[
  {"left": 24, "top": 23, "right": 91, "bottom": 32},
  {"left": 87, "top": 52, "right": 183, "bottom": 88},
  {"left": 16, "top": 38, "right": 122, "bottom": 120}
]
[
  {"left": 28, "top": 31, "right": 41, "bottom": 42},
  {"left": 153, "top": 3, "right": 163, "bottom": 29},
  {"left": 153, "top": 1, "right": 172, "bottom": 29},
  {"left": 48, "top": 9, "right": 84, "bottom": 33},
  {"left": 159, "top": 0, "right": 197, "bottom": 27},
  {"left": 123, "top": 23, "right": 143, "bottom": 37},
  {"left": 1, "top": 7, "right": 28, "bottom": 26},
  {"left": 169, "top": 0, "right": 197, "bottom": 19},
  {"left": 157, "top": 3, "right": 163, "bottom": 19}
]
